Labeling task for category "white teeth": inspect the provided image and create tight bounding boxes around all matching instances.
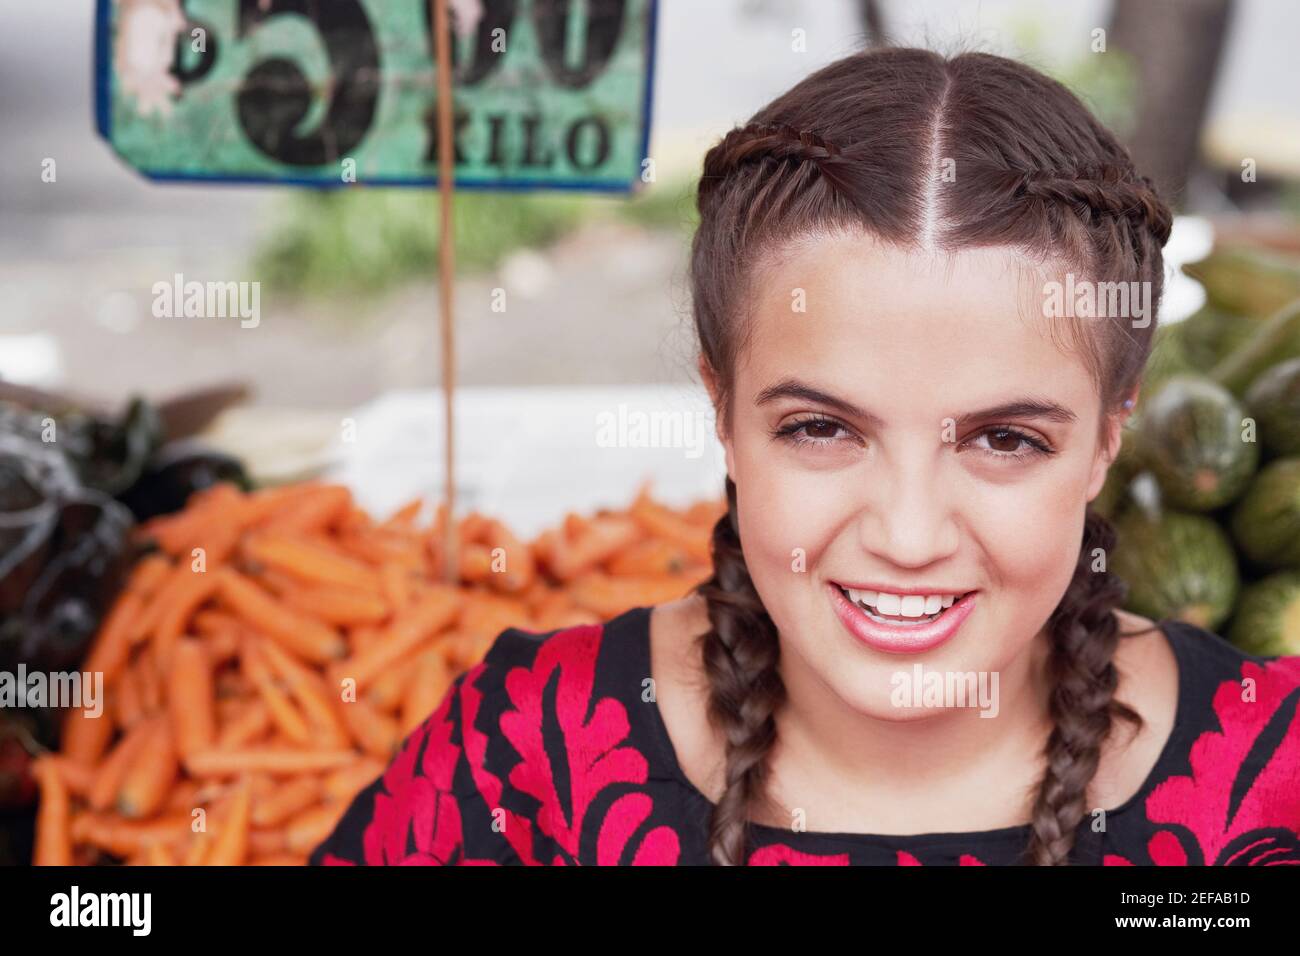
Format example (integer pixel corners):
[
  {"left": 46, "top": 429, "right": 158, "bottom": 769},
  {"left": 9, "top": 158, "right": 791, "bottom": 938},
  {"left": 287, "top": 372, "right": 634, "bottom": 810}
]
[
  {"left": 841, "top": 586, "right": 965, "bottom": 619},
  {"left": 898, "top": 595, "right": 926, "bottom": 617}
]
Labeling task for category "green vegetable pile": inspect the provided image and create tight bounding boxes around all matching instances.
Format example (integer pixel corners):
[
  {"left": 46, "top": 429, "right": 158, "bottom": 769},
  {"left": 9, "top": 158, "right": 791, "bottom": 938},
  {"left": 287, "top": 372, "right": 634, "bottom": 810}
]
[{"left": 1099, "top": 242, "right": 1300, "bottom": 657}]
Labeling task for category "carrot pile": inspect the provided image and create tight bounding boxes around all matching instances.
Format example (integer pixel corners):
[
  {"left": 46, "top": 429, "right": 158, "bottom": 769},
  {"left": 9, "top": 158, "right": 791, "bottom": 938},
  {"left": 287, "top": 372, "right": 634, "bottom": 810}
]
[{"left": 32, "top": 480, "right": 722, "bottom": 866}]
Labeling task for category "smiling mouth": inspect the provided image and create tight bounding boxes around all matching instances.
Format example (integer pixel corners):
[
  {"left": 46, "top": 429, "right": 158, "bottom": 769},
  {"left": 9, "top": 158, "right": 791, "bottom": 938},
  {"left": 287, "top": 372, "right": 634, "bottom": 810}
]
[{"left": 834, "top": 584, "right": 977, "bottom": 627}]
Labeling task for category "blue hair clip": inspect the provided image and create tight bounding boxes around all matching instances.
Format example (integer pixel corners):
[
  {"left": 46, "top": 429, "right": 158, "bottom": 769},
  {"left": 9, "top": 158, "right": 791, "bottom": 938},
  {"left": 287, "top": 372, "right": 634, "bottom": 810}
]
[{"left": 1122, "top": 398, "right": 1135, "bottom": 410}]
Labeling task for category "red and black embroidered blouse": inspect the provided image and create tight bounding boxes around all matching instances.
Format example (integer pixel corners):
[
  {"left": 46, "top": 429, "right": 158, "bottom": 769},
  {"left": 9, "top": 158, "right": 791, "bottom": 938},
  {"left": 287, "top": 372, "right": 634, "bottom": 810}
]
[{"left": 309, "top": 604, "right": 1300, "bottom": 866}]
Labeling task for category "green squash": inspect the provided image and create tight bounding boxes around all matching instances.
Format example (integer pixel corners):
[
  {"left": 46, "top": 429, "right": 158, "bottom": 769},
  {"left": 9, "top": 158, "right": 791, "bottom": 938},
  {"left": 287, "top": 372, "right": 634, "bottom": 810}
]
[
  {"left": 1137, "top": 375, "right": 1259, "bottom": 511},
  {"left": 1113, "top": 510, "right": 1240, "bottom": 630},
  {"left": 1177, "top": 308, "right": 1257, "bottom": 372},
  {"left": 1210, "top": 297, "right": 1300, "bottom": 396},
  {"left": 1243, "top": 357, "right": 1300, "bottom": 458},
  {"left": 1183, "top": 245, "right": 1300, "bottom": 318},
  {"left": 1230, "top": 458, "right": 1300, "bottom": 568},
  {"left": 1228, "top": 571, "right": 1300, "bottom": 656},
  {"left": 1143, "top": 324, "right": 1200, "bottom": 401}
]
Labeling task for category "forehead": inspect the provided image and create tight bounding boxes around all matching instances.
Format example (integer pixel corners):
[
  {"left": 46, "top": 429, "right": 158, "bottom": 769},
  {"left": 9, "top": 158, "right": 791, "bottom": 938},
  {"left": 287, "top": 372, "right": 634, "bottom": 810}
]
[{"left": 738, "top": 232, "right": 1101, "bottom": 418}]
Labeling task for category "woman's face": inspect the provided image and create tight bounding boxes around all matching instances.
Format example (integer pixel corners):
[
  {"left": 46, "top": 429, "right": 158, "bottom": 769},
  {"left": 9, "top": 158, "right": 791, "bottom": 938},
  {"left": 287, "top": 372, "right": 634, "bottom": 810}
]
[{"left": 711, "top": 232, "right": 1124, "bottom": 721}]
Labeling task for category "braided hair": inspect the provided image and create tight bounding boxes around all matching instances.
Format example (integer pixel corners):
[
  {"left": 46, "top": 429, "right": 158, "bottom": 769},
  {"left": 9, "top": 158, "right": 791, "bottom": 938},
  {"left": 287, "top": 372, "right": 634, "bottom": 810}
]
[{"left": 688, "top": 49, "right": 1171, "bottom": 866}]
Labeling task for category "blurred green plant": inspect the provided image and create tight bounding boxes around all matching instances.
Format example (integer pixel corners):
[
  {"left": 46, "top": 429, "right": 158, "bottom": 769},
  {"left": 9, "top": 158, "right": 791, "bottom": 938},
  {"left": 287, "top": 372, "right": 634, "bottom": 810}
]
[
  {"left": 253, "top": 172, "right": 701, "bottom": 299},
  {"left": 1009, "top": 18, "right": 1139, "bottom": 139}
]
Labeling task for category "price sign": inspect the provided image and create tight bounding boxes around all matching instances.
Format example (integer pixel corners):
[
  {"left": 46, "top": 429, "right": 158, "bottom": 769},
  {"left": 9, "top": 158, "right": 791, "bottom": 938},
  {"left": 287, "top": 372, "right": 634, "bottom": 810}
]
[{"left": 95, "top": 0, "right": 658, "bottom": 191}]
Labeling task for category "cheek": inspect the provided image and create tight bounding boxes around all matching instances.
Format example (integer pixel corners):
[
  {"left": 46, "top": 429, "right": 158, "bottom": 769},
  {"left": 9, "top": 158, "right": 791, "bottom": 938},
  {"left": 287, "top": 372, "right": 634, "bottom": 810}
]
[
  {"left": 964, "top": 458, "right": 1092, "bottom": 591},
  {"left": 730, "top": 438, "right": 841, "bottom": 616}
]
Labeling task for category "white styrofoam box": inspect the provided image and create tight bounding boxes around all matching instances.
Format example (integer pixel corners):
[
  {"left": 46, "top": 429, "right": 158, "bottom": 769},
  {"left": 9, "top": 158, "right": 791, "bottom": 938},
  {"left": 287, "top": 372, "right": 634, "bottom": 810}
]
[{"left": 325, "top": 384, "right": 728, "bottom": 539}]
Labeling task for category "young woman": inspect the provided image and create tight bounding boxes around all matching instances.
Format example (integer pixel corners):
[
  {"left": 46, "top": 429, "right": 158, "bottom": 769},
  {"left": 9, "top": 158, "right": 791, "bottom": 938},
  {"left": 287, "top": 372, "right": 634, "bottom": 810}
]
[{"left": 311, "top": 48, "right": 1300, "bottom": 866}]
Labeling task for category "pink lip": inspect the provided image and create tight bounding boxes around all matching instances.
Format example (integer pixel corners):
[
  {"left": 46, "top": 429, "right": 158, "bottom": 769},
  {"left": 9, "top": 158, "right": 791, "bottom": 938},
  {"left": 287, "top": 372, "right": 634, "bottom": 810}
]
[{"left": 828, "top": 582, "right": 977, "bottom": 655}]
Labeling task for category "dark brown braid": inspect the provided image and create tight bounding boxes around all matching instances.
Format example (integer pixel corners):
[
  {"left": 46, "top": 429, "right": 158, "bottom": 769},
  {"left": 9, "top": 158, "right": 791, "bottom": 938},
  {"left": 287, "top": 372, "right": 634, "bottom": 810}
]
[
  {"left": 698, "top": 122, "right": 845, "bottom": 212},
  {"left": 687, "top": 48, "right": 1173, "bottom": 866},
  {"left": 1024, "top": 508, "right": 1144, "bottom": 865},
  {"left": 693, "top": 475, "right": 784, "bottom": 866}
]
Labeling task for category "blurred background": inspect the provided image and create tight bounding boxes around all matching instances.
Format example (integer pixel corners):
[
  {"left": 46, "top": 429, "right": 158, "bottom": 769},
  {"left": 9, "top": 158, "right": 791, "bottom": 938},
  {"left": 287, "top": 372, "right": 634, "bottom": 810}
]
[{"left": 4, "top": 0, "right": 1300, "bottom": 866}]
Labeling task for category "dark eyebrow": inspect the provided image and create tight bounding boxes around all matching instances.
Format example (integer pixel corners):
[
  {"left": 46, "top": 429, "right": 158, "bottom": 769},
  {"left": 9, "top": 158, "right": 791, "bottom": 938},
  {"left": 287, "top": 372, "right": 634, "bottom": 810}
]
[
  {"left": 754, "top": 378, "right": 1077, "bottom": 428},
  {"left": 754, "top": 379, "right": 885, "bottom": 428}
]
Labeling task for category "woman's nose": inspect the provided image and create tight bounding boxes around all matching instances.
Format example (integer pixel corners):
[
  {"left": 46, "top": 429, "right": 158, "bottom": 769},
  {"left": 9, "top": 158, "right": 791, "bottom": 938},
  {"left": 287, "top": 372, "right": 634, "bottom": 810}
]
[{"left": 856, "top": 459, "right": 960, "bottom": 568}]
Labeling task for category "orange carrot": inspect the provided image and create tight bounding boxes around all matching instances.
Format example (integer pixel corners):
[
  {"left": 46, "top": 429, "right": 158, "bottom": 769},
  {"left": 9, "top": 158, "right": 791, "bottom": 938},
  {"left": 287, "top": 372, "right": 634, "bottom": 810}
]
[
  {"left": 206, "top": 626, "right": 242, "bottom": 666},
  {"left": 61, "top": 699, "right": 115, "bottom": 767},
  {"left": 284, "top": 802, "right": 349, "bottom": 853},
  {"left": 164, "top": 777, "right": 204, "bottom": 814},
  {"left": 539, "top": 515, "right": 643, "bottom": 581},
  {"left": 146, "top": 842, "right": 175, "bottom": 866},
  {"left": 182, "top": 830, "right": 211, "bottom": 866},
  {"left": 629, "top": 492, "right": 712, "bottom": 562},
  {"left": 135, "top": 647, "right": 163, "bottom": 716},
  {"left": 457, "top": 544, "right": 494, "bottom": 585},
  {"left": 401, "top": 647, "right": 453, "bottom": 736},
  {"left": 192, "top": 608, "right": 241, "bottom": 636},
  {"left": 606, "top": 537, "right": 693, "bottom": 576},
  {"left": 73, "top": 813, "right": 191, "bottom": 858},
  {"left": 189, "top": 517, "right": 242, "bottom": 568},
  {"left": 322, "top": 759, "right": 385, "bottom": 803},
  {"left": 184, "top": 748, "right": 357, "bottom": 778},
  {"left": 138, "top": 484, "right": 241, "bottom": 556},
  {"left": 216, "top": 700, "right": 271, "bottom": 750},
  {"left": 684, "top": 497, "right": 726, "bottom": 527},
  {"left": 32, "top": 756, "right": 72, "bottom": 865},
  {"left": 240, "top": 635, "right": 312, "bottom": 746},
  {"left": 43, "top": 755, "right": 96, "bottom": 799},
  {"left": 380, "top": 561, "right": 414, "bottom": 609},
  {"left": 333, "top": 586, "right": 460, "bottom": 690},
  {"left": 337, "top": 697, "right": 399, "bottom": 760},
  {"left": 484, "top": 519, "right": 536, "bottom": 593},
  {"left": 458, "top": 592, "right": 530, "bottom": 640},
  {"left": 382, "top": 498, "right": 425, "bottom": 529},
  {"left": 127, "top": 553, "right": 174, "bottom": 598},
  {"left": 204, "top": 778, "right": 253, "bottom": 865},
  {"left": 529, "top": 604, "right": 600, "bottom": 634},
  {"left": 89, "top": 717, "right": 153, "bottom": 811},
  {"left": 251, "top": 776, "right": 323, "bottom": 828},
  {"left": 244, "top": 532, "right": 382, "bottom": 592},
  {"left": 568, "top": 571, "right": 690, "bottom": 618},
  {"left": 167, "top": 638, "right": 216, "bottom": 757},
  {"left": 283, "top": 585, "right": 391, "bottom": 627},
  {"left": 117, "top": 717, "right": 179, "bottom": 819},
  {"left": 111, "top": 660, "right": 143, "bottom": 728},
  {"left": 249, "top": 828, "right": 288, "bottom": 857},
  {"left": 256, "top": 638, "right": 351, "bottom": 749},
  {"left": 82, "top": 590, "right": 143, "bottom": 689},
  {"left": 152, "top": 566, "right": 221, "bottom": 667},
  {"left": 366, "top": 659, "right": 414, "bottom": 713},
  {"left": 260, "top": 484, "right": 352, "bottom": 535},
  {"left": 218, "top": 569, "right": 346, "bottom": 663}
]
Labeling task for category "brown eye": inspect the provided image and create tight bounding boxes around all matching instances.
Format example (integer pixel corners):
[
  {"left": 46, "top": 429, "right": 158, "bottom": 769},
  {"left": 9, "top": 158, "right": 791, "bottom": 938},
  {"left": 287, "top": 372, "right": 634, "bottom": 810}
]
[
  {"left": 804, "top": 420, "right": 841, "bottom": 440},
  {"left": 772, "top": 415, "right": 857, "bottom": 448},
  {"left": 986, "top": 428, "right": 1023, "bottom": 453},
  {"left": 964, "top": 426, "right": 1052, "bottom": 461}
]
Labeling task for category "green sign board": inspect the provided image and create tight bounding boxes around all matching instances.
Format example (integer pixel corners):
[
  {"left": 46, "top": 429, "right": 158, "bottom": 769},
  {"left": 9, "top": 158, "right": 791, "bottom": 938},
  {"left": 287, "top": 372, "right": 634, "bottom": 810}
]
[{"left": 95, "top": 0, "right": 657, "bottom": 192}]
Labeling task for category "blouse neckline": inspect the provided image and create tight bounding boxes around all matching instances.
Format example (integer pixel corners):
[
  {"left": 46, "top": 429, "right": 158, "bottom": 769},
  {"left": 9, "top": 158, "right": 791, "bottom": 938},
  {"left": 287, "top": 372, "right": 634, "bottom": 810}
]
[{"left": 622, "top": 603, "right": 1195, "bottom": 847}]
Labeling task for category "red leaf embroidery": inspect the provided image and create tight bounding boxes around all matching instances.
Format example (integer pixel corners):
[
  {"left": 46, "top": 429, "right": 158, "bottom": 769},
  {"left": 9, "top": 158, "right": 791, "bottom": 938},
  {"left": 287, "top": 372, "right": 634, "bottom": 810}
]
[{"left": 1143, "top": 657, "right": 1300, "bottom": 865}]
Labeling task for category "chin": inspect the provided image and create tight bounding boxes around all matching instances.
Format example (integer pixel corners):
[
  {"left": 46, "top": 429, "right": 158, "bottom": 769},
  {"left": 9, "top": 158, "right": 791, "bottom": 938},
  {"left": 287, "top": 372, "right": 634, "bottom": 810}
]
[{"left": 809, "top": 653, "right": 951, "bottom": 722}]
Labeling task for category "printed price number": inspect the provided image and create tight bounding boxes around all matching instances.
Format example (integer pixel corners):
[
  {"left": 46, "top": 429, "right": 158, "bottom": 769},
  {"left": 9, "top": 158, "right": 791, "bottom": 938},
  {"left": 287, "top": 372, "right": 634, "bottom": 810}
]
[{"left": 167, "top": 0, "right": 631, "bottom": 167}]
